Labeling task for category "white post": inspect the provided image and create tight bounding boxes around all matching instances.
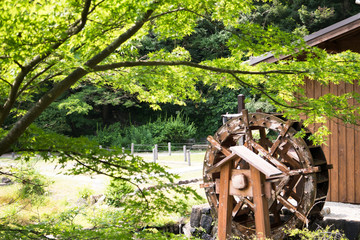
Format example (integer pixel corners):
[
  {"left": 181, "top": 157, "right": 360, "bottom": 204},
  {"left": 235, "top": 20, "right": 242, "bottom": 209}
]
[
  {"left": 187, "top": 150, "right": 191, "bottom": 166},
  {"left": 155, "top": 144, "right": 158, "bottom": 160},
  {"left": 168, "top": 142, "right": 171, "bottom": 156},
  {"left": 131, "top": 143, "right": 134, "bottom": 154},
  {"left": 153, "top": 148, "right": 156, "bottom": 163},
  {"left": 122, "top": 147, "right": 125, "bottom": 153},
  {"left": 183, "top": 145, "right": 187, "bottom": 162}
]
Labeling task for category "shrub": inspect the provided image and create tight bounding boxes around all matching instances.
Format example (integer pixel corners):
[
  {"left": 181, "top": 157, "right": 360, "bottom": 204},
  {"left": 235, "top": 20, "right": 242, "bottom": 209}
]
[
  {"left": 286, "top": 226, "right": 348, "bottom": 240},
  {"left": 12, "top": 164, "right": 52, "bottom": 201},
  {"left": 105, "top": 179, "right": 135, "bottom": 207},
  {"left": 152, "top": 113, "right": 197, "bottom": 143},
  {"left": 90, "top": 122, "right": 123, "bottom": 147},
  {"left": 89, "top": 113, "right": 196, "bottom": 148},
  {"left": 77, "top": 186, "right": 95, "bottom": 200}
]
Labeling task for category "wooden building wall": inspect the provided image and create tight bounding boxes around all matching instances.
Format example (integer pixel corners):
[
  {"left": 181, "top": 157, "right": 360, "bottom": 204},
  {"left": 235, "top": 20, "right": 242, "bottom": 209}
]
[
  {"left": 305, "top": 78, "right": 360, "bottom": 204},
  {"left": 250, "top": 14, "right": 360, "bottom": 203}
]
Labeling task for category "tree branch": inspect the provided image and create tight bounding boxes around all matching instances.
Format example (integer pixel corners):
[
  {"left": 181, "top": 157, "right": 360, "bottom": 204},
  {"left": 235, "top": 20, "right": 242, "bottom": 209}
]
[
  {"left": 0, "top": 77, "right": 13, "bottom": 88},
  {"left": 14, "top": 60, "right": 24, "bottom": 69},
  {"left": 17, "top": 64, "right": 56, "bottom": 97},
  {"left": 92, "top": 60, "right": 308, "bottom": 75},
  {"left": 0, "top": 9, "right": 155, "bottom": 154},
  {"left": 146, "top": 7, "right": 186, "bottom": 22},
  {"left": 229, "top": 73, "right": 306, "bottom": 110},
  {"left": 0, "top": 0, "right": 93, "bottom": 126},
  {"left": 69, "top": 155, "right": 150, "bottom": 208}
]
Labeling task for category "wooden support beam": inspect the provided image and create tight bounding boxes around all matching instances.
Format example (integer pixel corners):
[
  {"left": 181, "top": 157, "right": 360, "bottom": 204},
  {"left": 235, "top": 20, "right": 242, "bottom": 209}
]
[
  {"left": 251, "top": 166, "right": 271, "bottom": 239},
  {"left": 218, "top": 162, "right": 233, "bottom": 240},
  {"left": 232, "top": 201, "right": 244, "bottom": 218}
]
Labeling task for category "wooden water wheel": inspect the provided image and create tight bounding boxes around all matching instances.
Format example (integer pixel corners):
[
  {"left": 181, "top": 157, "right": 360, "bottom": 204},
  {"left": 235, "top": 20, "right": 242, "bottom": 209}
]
[{"left": 203, "top": 110, "right": 330, "bottom": 239}]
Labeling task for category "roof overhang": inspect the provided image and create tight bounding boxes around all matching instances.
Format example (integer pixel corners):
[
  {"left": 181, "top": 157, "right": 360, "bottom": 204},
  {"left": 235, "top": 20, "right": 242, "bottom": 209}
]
[{"left": 248, "top": 12, "right": 360, "bottom": 66}]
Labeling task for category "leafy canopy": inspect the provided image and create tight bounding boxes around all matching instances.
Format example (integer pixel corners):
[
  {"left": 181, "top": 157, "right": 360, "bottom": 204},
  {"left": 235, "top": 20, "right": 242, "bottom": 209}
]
[
  {"left": 1, "top": 0, "right": 360, "bottom": 238},
  {"left": 2, "top": 0, "right": 360, "bottom": 150},
  {"left": 0, "top": 0, "right": 360, "bottom": 174}
]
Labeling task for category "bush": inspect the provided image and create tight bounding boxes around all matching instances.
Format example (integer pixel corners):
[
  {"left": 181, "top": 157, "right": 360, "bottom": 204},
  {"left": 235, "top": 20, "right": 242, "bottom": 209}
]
[
  {"left": 151, "top": 113, "right": 197, "bottom": 143},
  {"left": 90, "top": 122, "right": 123, "bottom": 147},
  {"left": 12, "top": 163, "right": 52, "bottom": 201},
  {"left": 77, "top": 186, "right": 95, "bottom": 200},
  {"left": 286, "top": 226, "right": 348, "bottom": 240},
  {"left": 89, "top": 113, "right": 196, "bottom": 148},
  {"left": 120, "top": 125, "right": 154, "bottom": 146},
  {"left": 105, "top": 179, "right": 135, "bottom": 207}
]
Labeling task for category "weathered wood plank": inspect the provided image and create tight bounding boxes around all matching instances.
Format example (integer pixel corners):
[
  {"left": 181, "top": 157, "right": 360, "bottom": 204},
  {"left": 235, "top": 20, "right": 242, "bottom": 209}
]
[
  {"left": 321, "top": 83, "right": 330, "bottom": 162},
  {"left": 329, "top": 82, "right": 339, "bottom": 202},
  {"left": 354, "top": 80, "right": 360, "bottom": 203},
  {"left": 251, "top": 166, "right": 271, "bottom": 239},
  {"left": 338, "top": 81, "right": 347, "bottom": 202},
  {"left": 230, "top": 146, "right": 283, "bottom": 177},
  {"left": 346, "top": 82, "right": 355, "bottom": 203},
  {"left": 217, "top": 162, "right": 233, "bottom": 240},
  {"left": 321, "top": 82, "right": 331, "bottom": 201},
  {"left": 306, "top": 77, "right": 315, "bottom": 132}
]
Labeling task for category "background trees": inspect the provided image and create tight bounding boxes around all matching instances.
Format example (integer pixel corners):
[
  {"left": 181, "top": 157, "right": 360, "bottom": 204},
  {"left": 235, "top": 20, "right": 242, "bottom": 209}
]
[
  {"left": 1, "top": 0, "right": 360, "bottom": 238},
  {"left": 22, "top": 0, "right": 360, "bottom": 146},
  {"left": 1, "top": 0, "right": 360, "bottom": 185}
]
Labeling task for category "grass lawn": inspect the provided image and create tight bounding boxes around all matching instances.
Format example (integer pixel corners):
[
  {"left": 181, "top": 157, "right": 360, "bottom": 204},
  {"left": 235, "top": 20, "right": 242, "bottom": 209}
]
[{"left": 0, "top": 151, "right": 207, "bottom": 226}]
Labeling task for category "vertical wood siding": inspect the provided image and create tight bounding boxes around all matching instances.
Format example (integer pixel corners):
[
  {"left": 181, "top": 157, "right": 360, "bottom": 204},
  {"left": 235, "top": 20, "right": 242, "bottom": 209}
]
[{"left": 305, "top": 79, "right": 360, "bottom": 203}]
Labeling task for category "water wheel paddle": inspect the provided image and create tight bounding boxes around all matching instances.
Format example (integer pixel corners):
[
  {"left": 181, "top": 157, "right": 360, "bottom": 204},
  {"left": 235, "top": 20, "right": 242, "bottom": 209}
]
[{"left": 203, "top": 111, "right": 330, "bottom": 239}]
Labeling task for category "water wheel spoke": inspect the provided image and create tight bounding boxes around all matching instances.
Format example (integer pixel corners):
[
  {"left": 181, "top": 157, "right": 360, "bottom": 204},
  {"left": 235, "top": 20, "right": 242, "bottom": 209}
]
[
  {"left": 266, "top": 138, "right": 274, "bottom": 149},
  {"left": 289, "top": 190, "right": 301, "bottom": 202},
  {"left": 283, "top": 175, "right": 303, "bottom": 198},
  {"left": 258, "top": 127, "right": 268, "bottom": 149},
  {"left": 269, "top": 198, "right": 282, "bottom": 226},
  {"left": 206, "top": 153, "right": 240, "bottom": 174},
  {"left": 277, "top": 195, "right": 308, "bottom": 225},
  {"left": 276, "top": 176, "right": 303, "bottom": 211},
  {"left": 234, "top": 207, "right": 251, "bottom": 218},
  {"left": 275, "top": 176, "right": 291, "bottom": 196},
  {"left": 269, "top": 121, "right": 294, "bottom": 155},
  {"left": 249, "top": 140, "right": 289, "bottom": 173},
  {"left": 242, "top": 109, "right": 253, "bottom": 142},
  {"left": 242, "top": 197, "right": 255, "bottom": 211},
  {"left": 232, "top": 201, "right": 245, "bottom": 217},
  {"left": 280, "top": 140, "right": 292, "bottom": 154},
  {"left": 207, "top": 135, "right": 232, "bottom": 156},
  {"left": 279, "top": 149, "right": 302, "bottom": 169}
]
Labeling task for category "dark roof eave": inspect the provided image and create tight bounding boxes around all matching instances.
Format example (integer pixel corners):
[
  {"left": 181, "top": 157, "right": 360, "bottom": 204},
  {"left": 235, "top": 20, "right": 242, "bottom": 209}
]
[{"left": 248, "top": 12, "right": 360, "bottom": 66}]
